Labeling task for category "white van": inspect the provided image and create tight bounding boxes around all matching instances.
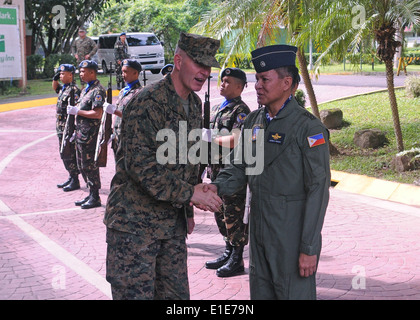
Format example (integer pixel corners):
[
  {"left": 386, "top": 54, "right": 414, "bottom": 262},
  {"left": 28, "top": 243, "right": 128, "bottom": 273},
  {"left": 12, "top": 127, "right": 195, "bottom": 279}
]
[{"left": 97, "top": 32, "right": 165, "bottom": 74}]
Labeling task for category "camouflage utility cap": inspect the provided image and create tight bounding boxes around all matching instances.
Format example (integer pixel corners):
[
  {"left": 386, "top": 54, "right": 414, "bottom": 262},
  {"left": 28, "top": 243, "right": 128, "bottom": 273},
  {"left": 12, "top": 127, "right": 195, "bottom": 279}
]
[{"left": 177, "top": 32, "right": 220, "bottom": 68}]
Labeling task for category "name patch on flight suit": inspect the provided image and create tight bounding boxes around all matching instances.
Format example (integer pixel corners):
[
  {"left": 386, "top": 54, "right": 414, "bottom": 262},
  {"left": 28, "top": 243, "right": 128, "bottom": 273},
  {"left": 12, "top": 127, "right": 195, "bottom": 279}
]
[{"left": 267, "top": 132, "right": 285, "bottom": 144}]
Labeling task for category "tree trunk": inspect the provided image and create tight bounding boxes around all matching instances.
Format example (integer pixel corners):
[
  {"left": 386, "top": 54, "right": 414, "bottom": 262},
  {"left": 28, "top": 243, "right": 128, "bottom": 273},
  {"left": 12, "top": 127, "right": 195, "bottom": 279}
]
[
  {"left": 296, "top": 47, "right": 320, "bottom": 119},
  {"left": 296, "top": 47, "right": 340, "bottom": 156},
  {"left": 385, "top": 59, "right": 404, "bottom": 152}
]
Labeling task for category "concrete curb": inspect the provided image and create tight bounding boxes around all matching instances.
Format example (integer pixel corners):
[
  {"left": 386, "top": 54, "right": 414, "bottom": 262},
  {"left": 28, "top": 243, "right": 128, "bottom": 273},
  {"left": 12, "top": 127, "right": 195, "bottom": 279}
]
[
  {"left": 0, "top": 90, "right": 121, "bottom": 113},
  {"left": 331, "top": 170, "right": 420, "bottom": 208}
]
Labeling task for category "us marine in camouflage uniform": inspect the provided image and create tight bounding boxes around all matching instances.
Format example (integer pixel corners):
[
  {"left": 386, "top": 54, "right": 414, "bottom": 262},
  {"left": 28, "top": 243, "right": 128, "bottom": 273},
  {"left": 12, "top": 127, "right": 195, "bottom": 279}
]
[
  {"left": 104, "top": 33, "right": 223, "bottom": 300},
  {"left": 71, "top": 28, "right": 98, "bottom": 64},
  {"left": 203, "top": 68, "right": 251, "bottom": 278},
  {"left": 71, "top": 28, "right": 97, "bottom": 85},
  {"left": 52, "top": 64, "right": 81, "bottom": 192},
  {"left": 114, "top": 33, "right": 130, "bottom": 89},
  {"left": 67, "top": 60, "right": 106, "bottom": 210}
]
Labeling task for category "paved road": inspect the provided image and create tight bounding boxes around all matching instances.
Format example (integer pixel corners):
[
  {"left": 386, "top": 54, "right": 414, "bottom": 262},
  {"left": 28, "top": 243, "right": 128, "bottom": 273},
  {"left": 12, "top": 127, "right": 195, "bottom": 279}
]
[{"left": 1, "top": 74, "right": 420, "bottom": 301}]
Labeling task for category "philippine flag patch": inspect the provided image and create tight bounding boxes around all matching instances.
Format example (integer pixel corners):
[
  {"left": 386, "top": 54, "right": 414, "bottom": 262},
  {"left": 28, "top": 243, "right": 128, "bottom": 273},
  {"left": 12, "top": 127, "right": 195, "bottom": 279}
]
[{"left": 307, "top": 133, "right": 326, "bottom": 148}]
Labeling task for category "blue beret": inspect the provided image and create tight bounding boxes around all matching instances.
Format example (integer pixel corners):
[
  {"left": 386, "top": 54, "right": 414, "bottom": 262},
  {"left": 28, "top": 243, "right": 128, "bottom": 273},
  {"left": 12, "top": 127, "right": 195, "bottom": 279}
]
[
  {"left": 122, "top": 59, "right": 142, "bottom": 72},
  {"left": 79, "top": 60, "right": 98, "bottom": 71},
  {"left": 251, "top": 45, "right": 297, "bottom": 73},
  {"left": 161, "top": 64, "right": 173, "bottom": 76},
  {"left": 120, "top": 32, "right": 126, "bottom": 36},
  {"left": 221, "top": 67, "right": 247, "bottom": 84},
  {"left": 58, "top": 64, "right": 76, "bottom": 73}
]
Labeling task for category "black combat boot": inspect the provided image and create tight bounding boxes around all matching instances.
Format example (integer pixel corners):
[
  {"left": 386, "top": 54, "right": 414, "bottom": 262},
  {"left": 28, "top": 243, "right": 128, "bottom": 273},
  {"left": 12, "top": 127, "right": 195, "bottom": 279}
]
[
  {"left": 205, "top": 242, "right": 233, "bottom": 270},
  {"left": 62, "top": 175, "right": 80, "bottom": 192},
  {"left": 75, "top": 195, "right": 90, "bottom": 206},
  {"left": 216, "top": 245, "right": 245, "bottom": 277},
  {"left": 57, "top": 176, "right": 72, "bottom": 188},
  {"left": 81, "top": 188, "right": 101, "bottom": 209}
]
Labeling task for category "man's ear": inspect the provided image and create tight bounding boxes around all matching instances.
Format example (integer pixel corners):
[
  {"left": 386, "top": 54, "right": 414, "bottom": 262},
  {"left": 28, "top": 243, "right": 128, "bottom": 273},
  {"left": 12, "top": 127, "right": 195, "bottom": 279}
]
[
  {"left": 173, "top": 53, "right": 182, "bottom": 71},
  {"left": 283, "top": 76, "right": 293, "bottom": 92}
]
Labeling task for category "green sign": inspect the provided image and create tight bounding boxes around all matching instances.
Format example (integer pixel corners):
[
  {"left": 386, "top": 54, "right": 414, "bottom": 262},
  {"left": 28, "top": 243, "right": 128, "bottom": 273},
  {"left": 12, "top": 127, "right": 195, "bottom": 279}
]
[
  {"left": 0, "top": 8, "right": 17, "bottom": 25},
  {"left": 0, "top": 35, "right": 4, "bottom": 53}
]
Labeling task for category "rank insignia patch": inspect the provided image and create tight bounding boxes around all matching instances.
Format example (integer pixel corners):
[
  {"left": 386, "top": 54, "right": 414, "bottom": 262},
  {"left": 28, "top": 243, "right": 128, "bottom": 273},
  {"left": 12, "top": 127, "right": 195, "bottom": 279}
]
[{"left": 307, "top": 133, "right": 326, "bottom": 148}]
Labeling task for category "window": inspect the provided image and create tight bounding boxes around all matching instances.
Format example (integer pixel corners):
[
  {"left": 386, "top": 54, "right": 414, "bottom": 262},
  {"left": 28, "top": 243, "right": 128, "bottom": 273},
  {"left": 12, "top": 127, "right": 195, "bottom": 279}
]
[{"left": 126, "top": 34, "right": 160, "bottom": 47}]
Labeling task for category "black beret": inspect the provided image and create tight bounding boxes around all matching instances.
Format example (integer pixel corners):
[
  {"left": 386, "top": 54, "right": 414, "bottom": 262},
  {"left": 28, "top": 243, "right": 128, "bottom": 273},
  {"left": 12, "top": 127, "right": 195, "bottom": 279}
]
[
  {"left": 79, "top": 60, "right": 98, "bottom": 71},
  {"left": 221, "top": 67, "right": 247, "bottom": 84},
  {"left": 122, "top": 59, "right": 142, "bottom": 72},
  {"left": 58, "top": 64, "right": 76, "bottom": 73},
  {"left": 251, "top": 45, "right": 297, "bottom": 73}
]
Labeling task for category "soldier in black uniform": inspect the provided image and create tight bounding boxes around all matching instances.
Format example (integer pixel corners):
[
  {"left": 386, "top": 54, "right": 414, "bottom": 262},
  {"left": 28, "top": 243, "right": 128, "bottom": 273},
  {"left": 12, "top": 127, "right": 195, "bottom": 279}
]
[
  {"left": 203, "top": 68, "right": 251, "bottom": 277},
  {"left": 67, "top": 60, "right": 106, "bottom": 209},
  {"left": 52, "top": 64, "right": 81, "bottom": 191}
]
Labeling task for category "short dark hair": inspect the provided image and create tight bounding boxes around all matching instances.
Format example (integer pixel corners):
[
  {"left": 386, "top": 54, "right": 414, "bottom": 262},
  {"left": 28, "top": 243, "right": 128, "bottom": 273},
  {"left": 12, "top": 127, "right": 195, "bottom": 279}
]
[{"left": 275, "top": 65, "right": 300, "bottom": 88}]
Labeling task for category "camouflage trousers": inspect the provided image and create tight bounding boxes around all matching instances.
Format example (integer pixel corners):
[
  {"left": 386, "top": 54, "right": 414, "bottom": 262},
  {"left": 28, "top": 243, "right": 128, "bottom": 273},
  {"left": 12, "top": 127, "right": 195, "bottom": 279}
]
[
  {"left": 75, "top": 139, "right": 101, "bottom": 189},
  {"left": 215, "top": 194, "right": 249, "bottom": 247},
  {"left": 106, "top": 228, "right": 190, "bottom": 300},
  {"left": 115, "top": 61, "right": 124, "bottom": 86},
  {"left": 56, "top": 120, "right": 79, "bottom": 176}
]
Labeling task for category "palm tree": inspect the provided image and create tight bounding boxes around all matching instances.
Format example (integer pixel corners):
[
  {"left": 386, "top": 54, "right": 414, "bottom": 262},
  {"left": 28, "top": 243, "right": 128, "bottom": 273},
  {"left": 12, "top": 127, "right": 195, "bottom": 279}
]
[
  {"left": 306, "top": 0, "right": 420, "bottom": 152},
  {"left": 191, "top": 0, "right": 323, "bottom": 119}
]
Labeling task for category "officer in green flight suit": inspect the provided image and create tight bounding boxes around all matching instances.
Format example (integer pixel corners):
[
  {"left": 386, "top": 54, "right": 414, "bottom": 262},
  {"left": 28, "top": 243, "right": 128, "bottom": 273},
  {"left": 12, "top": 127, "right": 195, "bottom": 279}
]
[{"left": 209, "top": 45, "right": 331, "bottom": 300}]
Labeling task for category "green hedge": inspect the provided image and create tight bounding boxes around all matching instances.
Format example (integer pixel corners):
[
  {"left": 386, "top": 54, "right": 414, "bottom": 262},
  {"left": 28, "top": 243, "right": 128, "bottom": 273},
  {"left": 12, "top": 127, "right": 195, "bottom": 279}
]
[
  {"left": 26, "top": 54, "right": 77, "bottom": 80},
  {"left": 26, "top": 54, "right": 44, "bottom": 80}
]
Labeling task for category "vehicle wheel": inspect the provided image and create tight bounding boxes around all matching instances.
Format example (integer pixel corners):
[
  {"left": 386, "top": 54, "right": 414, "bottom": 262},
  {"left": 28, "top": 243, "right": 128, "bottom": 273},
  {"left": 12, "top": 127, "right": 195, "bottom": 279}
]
[{"left": 151, "top": 69, "right": 160, "bottom": 74}]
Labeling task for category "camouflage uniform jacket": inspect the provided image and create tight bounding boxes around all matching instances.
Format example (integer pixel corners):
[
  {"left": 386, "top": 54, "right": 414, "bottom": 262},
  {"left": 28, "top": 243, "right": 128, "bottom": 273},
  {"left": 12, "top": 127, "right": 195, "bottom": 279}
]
[
  {"left": 208, "top": 96, "right": 250, "bottom": 181},
  {"left": 113, "top": 81, "right": 142, "bottom": 139},
  {"left": 71, "top": 36, "right": 98, "bottom": 62},
  {"left": 104, "top": 75, "right": 202, "bottom": 240},
  {"left": 75, "top": 79, "right": 106, "bottom": 144},
  {"left": 55, "top": 83, "right": 81, "bottom": 121},
  {"left": 114, "top": 39, "right": 129, "bottom": 62}
]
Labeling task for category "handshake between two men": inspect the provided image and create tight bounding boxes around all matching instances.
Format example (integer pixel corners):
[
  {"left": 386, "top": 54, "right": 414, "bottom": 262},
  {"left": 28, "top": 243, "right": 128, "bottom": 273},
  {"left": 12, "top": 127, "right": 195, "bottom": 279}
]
[{"left": 187, "top": 183, "right": 221, "bottom": 235}]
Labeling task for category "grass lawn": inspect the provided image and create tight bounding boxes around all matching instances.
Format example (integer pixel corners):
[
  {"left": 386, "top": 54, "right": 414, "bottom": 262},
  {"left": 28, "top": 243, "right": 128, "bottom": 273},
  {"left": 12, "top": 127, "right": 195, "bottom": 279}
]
[
  {"left": 319, "top": 89, "right": 420, "bottom": 185},
  {"left": 0, "top": 74, "right": 112, "bottom": 100},
  {"left": 317, "top": 62, "right": 420, "bottom": 74}
]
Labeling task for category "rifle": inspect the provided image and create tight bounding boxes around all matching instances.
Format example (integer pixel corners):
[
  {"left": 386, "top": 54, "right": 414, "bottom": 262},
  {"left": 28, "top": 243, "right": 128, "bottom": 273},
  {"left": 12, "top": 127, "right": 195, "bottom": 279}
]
[
  {"left": 198, "top": 75, "right": 212, "bottom": 183},
  {"left": 60, "top": 86, "right": 76, "bottom": 160},
  {"left": 94, "top": 63, "right": 113, "bottom": 167},
  {"left": 142, "top": 69, "right": 148, "bottom": 86}
]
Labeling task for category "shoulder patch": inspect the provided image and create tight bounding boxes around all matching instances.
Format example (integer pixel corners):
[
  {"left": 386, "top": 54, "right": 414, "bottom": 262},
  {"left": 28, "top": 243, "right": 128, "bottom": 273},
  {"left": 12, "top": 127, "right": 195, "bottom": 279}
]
[
  {"left": 237, "top": 112, "right": 247, "bottom": 124},
  {"left": 307, "top": 133, "right": 326, "bottom": 148},
  {"left": 95, "top": 94, "right": 103, "bottom": 102}
]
